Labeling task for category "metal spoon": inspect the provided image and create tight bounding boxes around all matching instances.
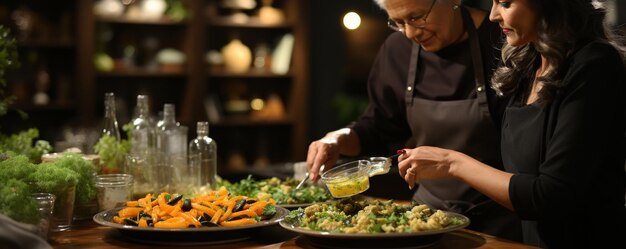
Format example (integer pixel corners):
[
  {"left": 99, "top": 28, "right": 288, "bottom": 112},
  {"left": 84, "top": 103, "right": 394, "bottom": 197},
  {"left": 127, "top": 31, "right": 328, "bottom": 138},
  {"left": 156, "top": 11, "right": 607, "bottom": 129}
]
[
  {"left": 295, "top": 172, "right": 309, "bottom": 190},
  {"left": 295, "top": 164, "right": 324, "bottom": 190}
]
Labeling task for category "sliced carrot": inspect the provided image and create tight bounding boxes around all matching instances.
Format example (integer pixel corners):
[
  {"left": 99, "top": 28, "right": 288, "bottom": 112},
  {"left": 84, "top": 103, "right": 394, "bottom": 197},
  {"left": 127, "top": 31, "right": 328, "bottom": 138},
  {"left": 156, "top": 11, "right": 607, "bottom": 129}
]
[
  {"left": 220, "top": 218, "right": 257, "bottom": 226},
  {"left": 151, "top": 206, "right": 161, "bottom": 223},
  {"left": 138, "top": 219, "right": 148, "bottom": 227},
  {"left": 154, "top": 217, "right": 187, "bottom": 228},
  {"left": 230, "top": 209, "right": 258, "bottom": 219},
  {"left": 118, "top": 207, "right": 144, "bottom": 218},
  {"left": 179, "top": 212, "right": 201, "bottom": 227},
  {"left": 126, "top": 201, "right": 139, "bottom": 207},
  {"left": 192, "top": 203, "right": 216, "bottom": 217},
  {"left": 112, "top": 215, "right": 124, "bottom": 224},
  {"left": 211, "top": 209, "right": 223, "bottom": 224}
]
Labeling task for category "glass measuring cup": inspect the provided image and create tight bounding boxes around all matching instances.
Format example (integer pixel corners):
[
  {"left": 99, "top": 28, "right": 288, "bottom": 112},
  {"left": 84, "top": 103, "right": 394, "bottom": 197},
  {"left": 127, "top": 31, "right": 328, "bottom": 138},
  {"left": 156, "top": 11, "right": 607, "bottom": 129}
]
[{"left": 320, "top": 160, "right": 371, "bottom": 198}]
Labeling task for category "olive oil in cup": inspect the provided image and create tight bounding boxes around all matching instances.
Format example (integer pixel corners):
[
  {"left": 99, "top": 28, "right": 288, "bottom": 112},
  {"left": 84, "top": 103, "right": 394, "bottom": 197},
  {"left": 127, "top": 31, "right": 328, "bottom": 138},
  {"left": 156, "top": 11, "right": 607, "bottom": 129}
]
[{"left": 321, "top": 160, "right": 372, "bottom": 198}]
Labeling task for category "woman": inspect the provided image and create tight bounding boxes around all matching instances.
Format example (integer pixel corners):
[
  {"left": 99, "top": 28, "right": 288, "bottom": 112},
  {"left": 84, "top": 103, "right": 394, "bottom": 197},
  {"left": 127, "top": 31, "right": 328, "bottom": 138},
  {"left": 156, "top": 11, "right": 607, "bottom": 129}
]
[
  {"left": 306, "top": 0, "right": 521, "bottom": 241},
  {"left": 398, "top": 0, "right": 626, "bottom": 247}
]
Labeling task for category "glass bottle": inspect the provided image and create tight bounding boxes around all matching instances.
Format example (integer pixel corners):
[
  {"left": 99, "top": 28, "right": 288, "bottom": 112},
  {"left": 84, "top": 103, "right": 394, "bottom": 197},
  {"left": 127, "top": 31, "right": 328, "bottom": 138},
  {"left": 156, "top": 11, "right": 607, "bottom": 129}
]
[
  {"left": 189, "top": 122, "right": 217, "bottom": 188},
  {"left": 128, "top": 95, "right": 155, "bottom": 198},
  {"left": 155, "top": 104, "right": 189, "bottom": 192},
  {"left": 130, "top": 95, "right": 155, "bottom": 156},
  {"left": 102, "top": 92, "right": 121, "bottom": 141}
]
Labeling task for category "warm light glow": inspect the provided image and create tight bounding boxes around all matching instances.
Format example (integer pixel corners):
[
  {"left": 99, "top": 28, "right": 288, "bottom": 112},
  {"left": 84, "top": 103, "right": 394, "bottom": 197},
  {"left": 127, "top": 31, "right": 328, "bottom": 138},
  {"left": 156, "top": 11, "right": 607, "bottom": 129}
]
[
  {"left": 250, "top": 98, "right": 265, "bottom": 111},
  {"left": 343, "top": 12, "right": 361, "bottom": 30}
]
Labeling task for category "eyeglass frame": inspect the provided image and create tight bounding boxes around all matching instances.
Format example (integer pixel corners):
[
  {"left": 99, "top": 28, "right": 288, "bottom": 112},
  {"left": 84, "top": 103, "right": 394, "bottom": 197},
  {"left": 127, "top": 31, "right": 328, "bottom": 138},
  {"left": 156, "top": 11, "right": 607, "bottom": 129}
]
[{"left": 387, "top": 0, "right": 437, "bottom": 32}]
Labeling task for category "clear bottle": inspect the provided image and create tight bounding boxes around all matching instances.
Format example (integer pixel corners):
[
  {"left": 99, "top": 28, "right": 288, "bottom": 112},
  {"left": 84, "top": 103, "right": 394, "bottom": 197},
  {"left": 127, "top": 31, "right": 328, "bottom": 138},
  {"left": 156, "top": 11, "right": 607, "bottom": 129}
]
[
  {"left": 102, "top": 92, "right": 121, "bottom": 141},
  {"left": 130, "top": 95, "right": 155, "bottom": 156},
  {"left": 155, "top": 104, "right": 190, "bottom": 192},
  {"left": 189, "top": 122, "right": 217, "bottom": 188},
  {"left": 128, "top": 95, "right": 156, "bottom": 198},
  {"left": 156, "top": 103, "right": 178, "bottom": 154}
]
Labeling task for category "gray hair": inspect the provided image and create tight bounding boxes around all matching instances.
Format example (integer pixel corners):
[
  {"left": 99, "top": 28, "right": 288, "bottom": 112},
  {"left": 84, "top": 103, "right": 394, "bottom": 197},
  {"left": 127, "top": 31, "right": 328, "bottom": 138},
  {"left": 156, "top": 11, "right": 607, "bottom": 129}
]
[{"left": 373, "top": 0, "right": 385, "bottom": 9}]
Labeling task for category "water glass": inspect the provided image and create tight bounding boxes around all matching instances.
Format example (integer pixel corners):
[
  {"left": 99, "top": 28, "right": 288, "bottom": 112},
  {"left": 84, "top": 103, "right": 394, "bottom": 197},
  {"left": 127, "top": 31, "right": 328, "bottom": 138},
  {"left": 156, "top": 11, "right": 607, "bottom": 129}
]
[
  {"left": 49, "top": 184, "right": 76, "bottom": 232},
  {"left": 31, "top": 193, "right": 55, "bottom": 239},
  {"left": 96, "top": 174, "right": 134, "bottom": 212}
]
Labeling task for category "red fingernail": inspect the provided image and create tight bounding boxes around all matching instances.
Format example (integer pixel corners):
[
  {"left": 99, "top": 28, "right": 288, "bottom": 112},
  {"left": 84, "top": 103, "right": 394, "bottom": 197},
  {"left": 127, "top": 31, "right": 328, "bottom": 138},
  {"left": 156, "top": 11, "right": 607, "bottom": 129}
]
[{"left": 397, "top": 149, "right": 407, "bottom": 154}]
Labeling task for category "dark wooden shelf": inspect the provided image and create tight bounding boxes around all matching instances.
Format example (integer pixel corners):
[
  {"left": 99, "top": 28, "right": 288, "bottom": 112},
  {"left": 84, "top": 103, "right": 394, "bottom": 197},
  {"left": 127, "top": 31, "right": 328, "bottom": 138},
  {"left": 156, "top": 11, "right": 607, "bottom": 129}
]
[
  {"left": 13, "top": 103, "right": 76, "bottom": 112},
  {"left": 17, "top": 39, "right": 75, "bottom": 49},
  {"left": 211, "top": 116, "right": 293, "bottom": 126},
  {"left": 96, "top": 16, "right": 188, "bottom": 26},
  {"left": 208, "top": 68, "right": 292, "bottom": 78},
  {"left": 96, "top": 70, "right": 187, "bottom": 77},
  {"left": 207, "top": 16, "right": 292, "bottom": 29}
]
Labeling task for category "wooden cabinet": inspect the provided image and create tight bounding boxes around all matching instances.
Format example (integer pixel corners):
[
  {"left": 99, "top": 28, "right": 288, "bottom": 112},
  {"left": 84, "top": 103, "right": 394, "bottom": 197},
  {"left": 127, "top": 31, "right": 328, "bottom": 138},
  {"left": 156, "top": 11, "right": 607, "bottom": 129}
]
[
  {"left": 2, "top": 0, "right": 309, "bottom": 170},
  {"left": 196, "top": 0, "right": 310, "bottom": 170},
  {"left": 0, "top": 0, "right": 78, "bottom": 141}
]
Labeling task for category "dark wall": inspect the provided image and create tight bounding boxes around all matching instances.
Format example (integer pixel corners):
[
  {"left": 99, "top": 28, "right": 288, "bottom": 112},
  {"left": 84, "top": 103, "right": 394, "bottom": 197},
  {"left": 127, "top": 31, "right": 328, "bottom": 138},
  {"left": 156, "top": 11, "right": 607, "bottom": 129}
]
[{"left": 307, "top": 0, "right": 389, "bottom": 142}]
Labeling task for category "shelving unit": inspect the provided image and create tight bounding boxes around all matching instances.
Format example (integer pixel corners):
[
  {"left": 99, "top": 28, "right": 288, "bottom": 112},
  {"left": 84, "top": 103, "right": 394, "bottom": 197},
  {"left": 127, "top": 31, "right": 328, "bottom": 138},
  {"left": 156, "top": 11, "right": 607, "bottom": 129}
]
[
  {"left": 0, "top": 0, "right": 78, "bottom": 141},
  {"left": 2, "top": 0, "right": 309, "bottom": 170}
]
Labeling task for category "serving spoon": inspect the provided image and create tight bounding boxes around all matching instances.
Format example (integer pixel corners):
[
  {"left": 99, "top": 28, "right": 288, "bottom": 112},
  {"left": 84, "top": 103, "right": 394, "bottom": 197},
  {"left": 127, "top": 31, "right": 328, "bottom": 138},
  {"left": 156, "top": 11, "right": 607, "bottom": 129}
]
[{"left": 295, "top": 164, "right": 325, "bottom": 190}]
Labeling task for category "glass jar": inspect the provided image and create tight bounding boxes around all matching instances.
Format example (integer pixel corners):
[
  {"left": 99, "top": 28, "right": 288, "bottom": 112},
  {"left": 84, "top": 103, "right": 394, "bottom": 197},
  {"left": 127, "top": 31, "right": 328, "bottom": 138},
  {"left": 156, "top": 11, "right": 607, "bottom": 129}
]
[
  {"left": 95, "top": 174, "right": 133, "bottom": 212},
  {"left": 31, "top": 193, "right": 55, "bottom": 239}
]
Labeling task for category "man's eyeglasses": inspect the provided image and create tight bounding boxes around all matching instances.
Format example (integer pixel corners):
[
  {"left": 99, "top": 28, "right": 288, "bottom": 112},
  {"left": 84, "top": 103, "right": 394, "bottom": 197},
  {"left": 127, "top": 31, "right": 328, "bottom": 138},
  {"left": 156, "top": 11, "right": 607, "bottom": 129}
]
[{"left": 387, "top": 0, "right": 437, "bottom": 32}]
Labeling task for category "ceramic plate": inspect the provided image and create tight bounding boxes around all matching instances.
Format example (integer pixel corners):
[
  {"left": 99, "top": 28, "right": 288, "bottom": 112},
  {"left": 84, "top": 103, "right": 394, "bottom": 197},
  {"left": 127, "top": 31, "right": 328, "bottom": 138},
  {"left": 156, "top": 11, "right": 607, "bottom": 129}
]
[
  {"left": 93, "top": 206, "right": 288, "bottom": 245},
  {"left": 279, "top": 211, "right": 470, "bottom": 249}
]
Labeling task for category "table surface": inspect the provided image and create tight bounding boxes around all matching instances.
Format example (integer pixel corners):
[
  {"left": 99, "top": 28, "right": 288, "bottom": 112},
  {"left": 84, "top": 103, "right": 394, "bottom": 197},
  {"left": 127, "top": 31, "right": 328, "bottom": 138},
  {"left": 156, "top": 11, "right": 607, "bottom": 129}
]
[{"left": 49, "top": 219, "right": 539, "bottom": 249}]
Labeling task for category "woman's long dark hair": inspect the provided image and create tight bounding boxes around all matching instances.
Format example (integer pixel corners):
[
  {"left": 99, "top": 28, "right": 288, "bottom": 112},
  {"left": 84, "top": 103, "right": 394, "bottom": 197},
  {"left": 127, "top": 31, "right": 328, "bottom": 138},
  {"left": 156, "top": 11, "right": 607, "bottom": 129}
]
[{"left": 491, "top": 0, "right": 626, "bottom": 105}]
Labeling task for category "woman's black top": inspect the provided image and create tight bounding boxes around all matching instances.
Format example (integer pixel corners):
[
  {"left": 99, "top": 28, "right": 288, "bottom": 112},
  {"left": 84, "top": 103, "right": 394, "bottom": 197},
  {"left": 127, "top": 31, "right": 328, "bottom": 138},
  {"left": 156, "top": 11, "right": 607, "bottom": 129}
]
[{"left": 501, "top": 41, "right": 626, "bottom": 248}]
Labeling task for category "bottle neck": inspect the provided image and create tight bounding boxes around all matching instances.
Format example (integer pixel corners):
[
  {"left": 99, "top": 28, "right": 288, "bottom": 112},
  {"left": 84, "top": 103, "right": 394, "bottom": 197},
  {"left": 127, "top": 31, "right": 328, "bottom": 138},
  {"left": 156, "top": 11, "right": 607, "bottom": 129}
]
[
  {"left": 161, "top": 104, "right": 176, "bottom": 124},
  {"left": 136, "top": 98, "right": 149, "bottom": 118},
  {"left": 196, "top": 122, "right": 209, "bottom": 137},
  {"left": 104, "top": 93, "right": 117, "bottom": 118}
]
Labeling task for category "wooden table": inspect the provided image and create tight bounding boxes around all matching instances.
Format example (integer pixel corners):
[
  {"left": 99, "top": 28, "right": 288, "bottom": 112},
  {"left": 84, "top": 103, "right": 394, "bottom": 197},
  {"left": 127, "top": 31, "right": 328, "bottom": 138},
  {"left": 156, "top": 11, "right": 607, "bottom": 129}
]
[{"left": 49, "top": 220, "right": 538, "bottom": 249}]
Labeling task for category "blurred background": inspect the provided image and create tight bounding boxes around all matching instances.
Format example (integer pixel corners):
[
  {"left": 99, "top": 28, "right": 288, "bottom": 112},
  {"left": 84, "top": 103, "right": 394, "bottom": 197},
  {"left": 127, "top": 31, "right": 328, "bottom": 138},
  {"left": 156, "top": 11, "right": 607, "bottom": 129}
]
[{"left": 0, "top": 0, "right": 624, "bottom": 172}]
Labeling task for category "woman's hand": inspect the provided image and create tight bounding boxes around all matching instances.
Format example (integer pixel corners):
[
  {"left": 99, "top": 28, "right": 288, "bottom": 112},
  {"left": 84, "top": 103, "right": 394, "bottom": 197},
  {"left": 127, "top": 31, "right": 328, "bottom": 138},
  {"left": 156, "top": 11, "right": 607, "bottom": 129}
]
[
  {"left": 306, "top": 128, "right": 361, "bottom": 182},
  {"left": 306, "top": 137, "right": 341, "bottom": 182},
  {"left": 398, "top": 146, "right": 457, "bottom": 189}
]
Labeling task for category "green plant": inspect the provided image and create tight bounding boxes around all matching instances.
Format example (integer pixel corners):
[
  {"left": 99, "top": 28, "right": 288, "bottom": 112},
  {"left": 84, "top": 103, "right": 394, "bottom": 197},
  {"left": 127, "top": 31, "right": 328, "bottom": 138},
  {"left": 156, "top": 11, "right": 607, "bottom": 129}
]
[
  {"left": 51, "top": 153, "right": 97, "bottom": 205},
  {"left": 0, "top": 179, "right": 38, "bottom": 224},
  {"left": 0, "top": 25, "right": 19, "bottom": 118},
  {"left": 0, "top": 153, "right": 36, "bottom": 182},
  {"left": 28, "top": 161, "right": 79, "bottom": 194},
  {"left": 94, "top": 132, "right": 131, "bottom": 174},
  {"left": 0, "top": 128, "right": 52, "bottom": 162},
  {"left": 0, "top": 26, "right": 52, "bottom": 162}
]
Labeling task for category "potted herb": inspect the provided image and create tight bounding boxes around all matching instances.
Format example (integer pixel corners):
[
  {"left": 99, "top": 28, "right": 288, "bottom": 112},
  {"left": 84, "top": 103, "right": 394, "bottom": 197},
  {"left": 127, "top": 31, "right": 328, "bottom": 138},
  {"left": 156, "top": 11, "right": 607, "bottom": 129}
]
[
  {"left": 51, "top": 153, "right": 98, "bottom": 220},
  {"left": 28, "top": 161, "right": 79, "bottom": 231}
]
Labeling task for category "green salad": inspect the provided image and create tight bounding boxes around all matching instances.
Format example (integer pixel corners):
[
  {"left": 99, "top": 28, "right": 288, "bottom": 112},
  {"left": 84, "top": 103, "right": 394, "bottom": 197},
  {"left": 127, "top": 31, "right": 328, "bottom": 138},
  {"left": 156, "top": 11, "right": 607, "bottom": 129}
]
[
  {"left": 218, "top": 175, "right": 331, "bottom": 205},
  {"left": 284, "top": 199, "right": 467, "bottom": 234}
]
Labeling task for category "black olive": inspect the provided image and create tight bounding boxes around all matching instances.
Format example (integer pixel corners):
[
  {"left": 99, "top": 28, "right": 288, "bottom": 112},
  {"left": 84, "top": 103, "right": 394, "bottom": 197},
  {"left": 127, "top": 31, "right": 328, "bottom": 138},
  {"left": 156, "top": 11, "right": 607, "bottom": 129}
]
[
  {"left": 198, "top": 213, "right": 211, "bottom": 222},
  {"left": 182, "top": 198, "right": 192, "bottom": 211},
  {"left": 233, "top": 198, "right": 246, "bottom": 212},
  {"left": 124, "top": 218, "right": 139, "bottom": 226},
  {"left": 201, "top": 220, "right": 219, "bottom": 227},
  {"left": 167, "top": 194, "right": 183, "bottom": 205},
  {"left": 245, "top": 199, "right": 257, "bottom": 204}
]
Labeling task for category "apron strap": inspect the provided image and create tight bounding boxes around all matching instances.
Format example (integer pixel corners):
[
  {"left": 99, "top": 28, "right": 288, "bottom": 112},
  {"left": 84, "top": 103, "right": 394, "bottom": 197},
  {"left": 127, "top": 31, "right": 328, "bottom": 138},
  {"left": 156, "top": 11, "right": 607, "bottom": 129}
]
[
  {"left": 405, "top": 7, "right": 489, "bottom": 114},
  {"left": 462, "top": 7, "right": 490, "bottom": 116},
  {"left": 405, "top": 43, "right": 420, "bottom": 105}
]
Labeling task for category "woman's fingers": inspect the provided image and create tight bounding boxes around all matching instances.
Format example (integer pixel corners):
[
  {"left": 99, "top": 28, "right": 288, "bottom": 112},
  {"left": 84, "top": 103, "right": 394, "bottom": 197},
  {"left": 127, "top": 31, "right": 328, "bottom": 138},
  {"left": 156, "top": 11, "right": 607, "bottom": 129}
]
[
  {"left": 404, "top": 166, "right": 417, "bottom": 189},
  {"left": 306, "top": 141, "right": 338, "bottom": 182}
]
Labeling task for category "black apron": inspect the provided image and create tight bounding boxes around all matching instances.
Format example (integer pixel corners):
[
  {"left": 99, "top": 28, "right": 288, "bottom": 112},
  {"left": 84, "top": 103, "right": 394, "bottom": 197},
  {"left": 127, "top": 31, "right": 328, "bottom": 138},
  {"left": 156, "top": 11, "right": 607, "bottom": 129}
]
[{"left": 405, "top": 7, "right": 521, "bottom": 241}]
